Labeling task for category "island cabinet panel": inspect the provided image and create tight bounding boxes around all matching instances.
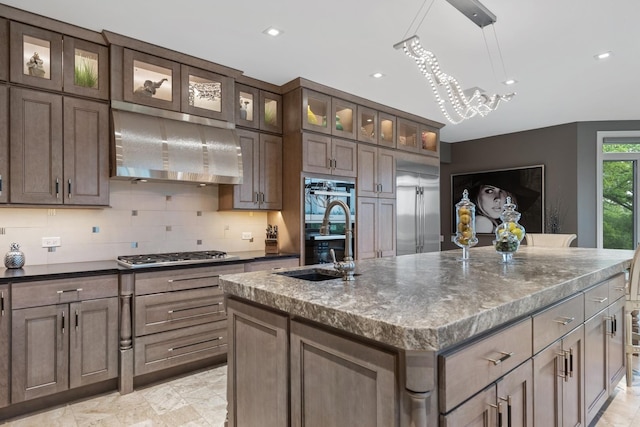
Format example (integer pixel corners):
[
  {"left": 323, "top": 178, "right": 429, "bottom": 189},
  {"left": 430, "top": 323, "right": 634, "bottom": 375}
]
[
  {"left": 496, "top": 360, "right": 534, "bottom": 427},
  {"left": 607, "top": 296, "right": 625, "bottom": 390},
  {"left": 290, "top": 320, "right": 397, "bottom": 427},
  {"left": 584, "top": 308, "right": 609, "bottom": 425},
  {"left": 0, "top": 285, "right": 9, "bottom": 408},
  {"left": 439, "top": 318, "right": 532, "bottom": 413},
  {"left": 440, "top": 385, "right": 496, "bottom": 427},
  {"left": 532, "top": 324, "right": 584, "bottom": 427},
  {"left": 532, "top": 292, "right": 584, "bottom": 354},
  {"left": 226, "top": 298, "right": 288, "bottom": 427}
]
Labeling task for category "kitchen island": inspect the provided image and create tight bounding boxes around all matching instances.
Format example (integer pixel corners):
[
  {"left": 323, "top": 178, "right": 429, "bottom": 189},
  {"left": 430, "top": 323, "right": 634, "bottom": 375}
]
[{"left": 220, "top": 246, "right": 633, "bottom": 426}]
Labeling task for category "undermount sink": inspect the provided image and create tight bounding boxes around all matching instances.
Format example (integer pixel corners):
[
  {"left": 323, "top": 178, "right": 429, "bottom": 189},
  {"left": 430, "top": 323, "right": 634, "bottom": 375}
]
[{"left": 275, "top": 268, "right": 344, "bottom": 282}]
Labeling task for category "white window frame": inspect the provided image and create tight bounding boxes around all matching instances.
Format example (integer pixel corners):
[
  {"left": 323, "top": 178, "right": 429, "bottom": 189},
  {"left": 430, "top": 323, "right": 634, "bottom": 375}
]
[{"left": 597, "top": 130, "right": 640, "bottom": 248}]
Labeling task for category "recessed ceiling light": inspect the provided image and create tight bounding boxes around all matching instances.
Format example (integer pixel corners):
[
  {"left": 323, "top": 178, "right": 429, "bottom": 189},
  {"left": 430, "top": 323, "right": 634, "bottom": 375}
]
[
  {"left": 371, "top": 72, "right": 385, "bottom": 79},
  {"left": 263, "top": 27, "right": 283, "bottom": 37},
  {"left": 594, "top": 51, "right": 612, "bottom": 60},
  {"left": 502, "top": 79, "right": 518, "bottom": 85}
]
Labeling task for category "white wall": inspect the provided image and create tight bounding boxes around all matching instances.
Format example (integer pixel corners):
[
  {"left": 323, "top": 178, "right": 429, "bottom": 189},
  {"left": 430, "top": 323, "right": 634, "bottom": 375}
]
[{"left": 0, "top": 180, "right": 269, "bottom": 266}]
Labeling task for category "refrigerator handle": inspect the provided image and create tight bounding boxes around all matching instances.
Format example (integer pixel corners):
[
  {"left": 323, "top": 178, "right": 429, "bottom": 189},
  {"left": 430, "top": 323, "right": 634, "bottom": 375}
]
[
  {"left": 415, "top": 186, "right": 420, "bottom": 253},
  {"left": 419, "top": 186, "right": 424, "bottom": 252}
]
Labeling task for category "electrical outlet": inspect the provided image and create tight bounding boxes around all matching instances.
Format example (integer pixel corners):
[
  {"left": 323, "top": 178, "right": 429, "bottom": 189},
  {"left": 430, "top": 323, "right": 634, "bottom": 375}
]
[
  {"left": 42, "top": 237, "right": 61, "bottom": 248},
  {"left": 242, "top": 232, "right": 252, "bottom": 240}
]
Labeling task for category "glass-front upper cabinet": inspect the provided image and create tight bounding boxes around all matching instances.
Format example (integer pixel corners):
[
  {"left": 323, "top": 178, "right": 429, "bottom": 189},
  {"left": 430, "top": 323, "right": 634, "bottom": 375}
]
[
  {"left": 63, "top": 36, "right": 109, "bottom": 100},
  {"left": 397, "top": 118, "right": 419, "bottom": 152},
  {"left": 0, "top": 19, "right": 8, "bottom": 82},
  {"left": 332, "top": 98, "right": 356, "bottom": 140},
  {"left": 357, "top": 106, "right": 377, "bottom": 144},
  {"left": 9, "top": 22, "right": 63, "bottom": 91},
  {"left": 123, "top": 49, "right": 180, "bottom": 111},
  {"left": 302, "top": 89, "right": 331, "bottom": 134},
  {"left": 260, "top": 91, "right": 282, "bottom": 133},
  {"left": 181, "top": 65, "right": 233, "bottom": 121},
  {"left": 378, "top": 112, "right": 396, "bottom": 148},
  {"left": 420, "top": 125, "right": 439, "bottom": 156},
  {"left": 236, "top": 84, "right": 259, "bottom": 129}
]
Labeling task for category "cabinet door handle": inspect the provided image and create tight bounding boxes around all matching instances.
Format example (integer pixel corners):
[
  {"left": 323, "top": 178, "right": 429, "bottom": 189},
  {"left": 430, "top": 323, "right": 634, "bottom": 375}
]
[
  {"left": 75, "top": 309, "right": 79, "bottom": 331},
  {"left": 254, "top": 192, "right": 260, "bottom": 204},
  {"left": 57, "top": 288, "right": 83, "bottom": 294},
  {"left": 487, "top": 351, "right": 514, "bottom": 366},
  {"left": 591, "top": 297, "right": 608, "bottom": 304},
  {"left": 168, "top": 336, "right": 223, "bottom": 353},
  {"left": 260, "top": 192, "right": 265, "bottom": 203},
  {"left": 0, "top": 174, "right": 3, "bottom": 196},
  {"left": 604, "top": 315, "right": 615, "bottom": 336},
  {"left": 68, "top": 179, "right": 72, "bottom": 199},
  {"left": 61, "top": 311, "right": 65, "bottom": 334},
  {"left": 1, "top": 291, "right": 4, "bottom": 316},
  {"left": 489, "top": 403, "right": 502, "bottom": 427},
  {"left": 55, "top": 178, "right": 60, "bottom": 198},
  {"left": 569, "top": 348, "right": 574, "bottom": 377},
  {"left": 553, "top": 316, "right": 575, "bottom": 325}
]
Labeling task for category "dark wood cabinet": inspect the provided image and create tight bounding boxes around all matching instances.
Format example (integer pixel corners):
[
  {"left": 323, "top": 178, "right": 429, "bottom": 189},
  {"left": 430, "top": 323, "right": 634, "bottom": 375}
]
[
  {"left": 0, "top": 285, "right": 8, "bottom": 408},
  {"left": 63, "top": 97, "right": 110, "bottom": 205},
  {"left": 122, "top": 48, "right": 181, "bottom": 111},
  {"left": 0, "top": 18, "right": 7, "bottom": 82},
  {"left": 219, "top": 129, "right": 282, "bottom": 210},
  {"left": 11, "top": 275, "right": 119, "bottom": 403},
  {"left": 9, "top": 21, "right": 63, "bottom": 91},
  {"left": 181, "top": 64, "right": 234, "bottom": 121},
  {"left": 235, "top": 84, "right": 282, "bottom": 133},
  {"left": 9, "top": 88, "right": 109, "bottom": 205},
  {"left": 301, "top": 133, "right": 357, "bottom": 177},
  {"left": 357, "top": 144, "right": 395, "bottom": 198},
  {"left": 62, "top": 36, "right": 109, "bottom": 100},
  {"left": 356, "top": 197, "right": 396, "bottom": 259},
  {"left": 0, "top": 85, "right": 7, "bottom": 204},
  {"left": 9, "top": 87, "right": 63, "bottom": 204}
]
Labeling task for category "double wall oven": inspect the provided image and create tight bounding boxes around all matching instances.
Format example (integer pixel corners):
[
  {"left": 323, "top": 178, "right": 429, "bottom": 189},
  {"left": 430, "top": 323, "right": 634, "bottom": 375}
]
[{"left": 304, "top": 177, "right": 355, "bottom": 265}]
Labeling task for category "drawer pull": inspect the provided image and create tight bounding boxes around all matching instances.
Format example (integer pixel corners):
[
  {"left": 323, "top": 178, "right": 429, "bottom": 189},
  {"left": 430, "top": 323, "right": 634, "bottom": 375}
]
[
  {"left": 553, "top": 316, "right": 575, "bottom": 326},
  {"left": 168, "top": 302, "right": 223, "bottom": 314},
  {"left": 57, "top": 288, "right": 83, "bottom": 294},
  {"left": 169, "top": 336, "right": 223, "bottom": 352},
  {"left": 487, "top": 351, "right": 514, "bottom": 366},
  {"left": 167, "top": 277, "right": 220, "bottom": 283},
  {"left": 614, "top": 286, "right": 625, "bottom": 292},
  {"left": 591, "top": 297, "right": 608, "bottom": 304}
]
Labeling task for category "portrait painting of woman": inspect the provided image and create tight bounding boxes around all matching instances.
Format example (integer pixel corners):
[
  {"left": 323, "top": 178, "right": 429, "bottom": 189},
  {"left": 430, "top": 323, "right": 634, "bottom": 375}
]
[{"left": 452, "top": 166, "right": 544, "bottom": 234}]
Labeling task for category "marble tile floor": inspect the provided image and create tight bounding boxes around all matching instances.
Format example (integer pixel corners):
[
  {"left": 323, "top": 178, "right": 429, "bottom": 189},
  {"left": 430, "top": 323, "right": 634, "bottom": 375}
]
[
  {"left": 2, "top": 358, "right": 640, "bottom": 426},
  {"left": 0, "top": 366, "right": 228, "bottom": 427}
]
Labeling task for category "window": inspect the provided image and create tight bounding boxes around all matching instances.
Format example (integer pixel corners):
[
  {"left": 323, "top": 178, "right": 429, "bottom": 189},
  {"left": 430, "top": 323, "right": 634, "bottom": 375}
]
[{"left": 597, "top": 131, "right": 640, "bottom": 249}]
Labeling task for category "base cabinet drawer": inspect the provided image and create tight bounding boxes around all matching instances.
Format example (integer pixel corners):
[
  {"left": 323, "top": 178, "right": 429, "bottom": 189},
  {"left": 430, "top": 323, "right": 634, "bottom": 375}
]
[
  {"left": 533, "top": 293, "right": 584, "bottom": 354},
  {"left": 135, "top": 287, "right": 225, "bottom": 336},
  {"left": 439, "top": 318, "right": 532, "bottom": 413},
  {"left": 134, "top": 321, "right": 227, "bottom": 376},
  {"left": 135, "top": 264, "right": 244, "bottom": 295}
]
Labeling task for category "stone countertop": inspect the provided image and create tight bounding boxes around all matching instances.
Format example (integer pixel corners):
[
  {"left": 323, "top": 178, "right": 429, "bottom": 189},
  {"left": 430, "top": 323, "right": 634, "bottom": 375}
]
[
  {"left": 219, "top": 246, "right": 633, "bottom": 352},
  {"left": 0, "top": 251, "right": 299, "bottom": 284}
]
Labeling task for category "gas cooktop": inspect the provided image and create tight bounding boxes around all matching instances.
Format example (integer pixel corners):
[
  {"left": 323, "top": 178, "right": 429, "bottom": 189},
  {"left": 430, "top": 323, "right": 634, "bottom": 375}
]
[{"left": 117, "top": 250, "right": 237, "bottom": 268}]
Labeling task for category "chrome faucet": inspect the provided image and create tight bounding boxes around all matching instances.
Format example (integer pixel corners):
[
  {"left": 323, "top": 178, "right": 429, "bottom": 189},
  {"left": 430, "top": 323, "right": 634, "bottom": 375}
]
[{"left": 320, "top": 199, "right": 356, "bottom": 281}]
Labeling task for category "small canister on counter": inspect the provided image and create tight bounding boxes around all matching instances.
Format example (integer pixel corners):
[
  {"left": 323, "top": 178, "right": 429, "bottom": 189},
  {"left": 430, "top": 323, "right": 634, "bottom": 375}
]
[{"left": 452, "top": 189, "right": 478, "bottom": 260}]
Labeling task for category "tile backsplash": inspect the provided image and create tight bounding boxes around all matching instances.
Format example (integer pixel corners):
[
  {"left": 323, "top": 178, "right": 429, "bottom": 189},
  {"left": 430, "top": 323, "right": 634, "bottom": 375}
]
[{"left": 0, "top": 180, "right": 269, "bottom": 266}]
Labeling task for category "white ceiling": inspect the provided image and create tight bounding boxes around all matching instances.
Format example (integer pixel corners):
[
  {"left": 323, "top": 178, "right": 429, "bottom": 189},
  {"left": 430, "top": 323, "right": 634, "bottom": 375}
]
[{"left": 4, "top": 0, "right": 639, "bottom": 142}]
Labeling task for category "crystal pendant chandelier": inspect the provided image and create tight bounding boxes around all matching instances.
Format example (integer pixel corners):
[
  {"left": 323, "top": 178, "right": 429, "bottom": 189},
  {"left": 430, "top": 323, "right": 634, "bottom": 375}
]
[{"left": 394, "top": 0, "right": 516, "bottom": 124}]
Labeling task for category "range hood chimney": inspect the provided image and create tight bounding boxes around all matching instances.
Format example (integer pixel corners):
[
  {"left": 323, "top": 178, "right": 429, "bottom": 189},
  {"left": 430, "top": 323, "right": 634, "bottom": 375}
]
[{"left": 111, "top": 101, "right": 242, "bottom": 184}]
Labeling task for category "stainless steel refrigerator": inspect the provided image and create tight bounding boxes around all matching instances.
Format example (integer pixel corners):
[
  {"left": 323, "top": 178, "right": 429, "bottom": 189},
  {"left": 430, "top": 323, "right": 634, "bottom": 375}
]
[{"left": 396, "top": 160, "right": 440, "bottom": 255}]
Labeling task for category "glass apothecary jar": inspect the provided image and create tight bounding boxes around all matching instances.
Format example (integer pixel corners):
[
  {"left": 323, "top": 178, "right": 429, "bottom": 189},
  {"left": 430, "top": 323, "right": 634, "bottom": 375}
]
[
  {"left": 493, "top": 196, "right": 526, "bottom": 262},
  {"left": 452, "top": 189, "right": 478, "bottom": 259}
]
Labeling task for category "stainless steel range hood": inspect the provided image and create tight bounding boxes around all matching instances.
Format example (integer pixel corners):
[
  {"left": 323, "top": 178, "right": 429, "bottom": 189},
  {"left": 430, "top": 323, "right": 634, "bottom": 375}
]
[{"left": 111, "top": 101, "right": 242, "bottom": 184}]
